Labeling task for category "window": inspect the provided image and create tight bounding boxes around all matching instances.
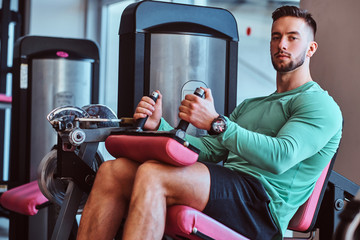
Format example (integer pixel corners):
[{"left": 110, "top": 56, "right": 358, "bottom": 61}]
[
  {"left": 0, "top": 0, "right": 21, "bottom": 182},
  {"left": 99, "top": 0, "right": 299, "bottom": 112}
]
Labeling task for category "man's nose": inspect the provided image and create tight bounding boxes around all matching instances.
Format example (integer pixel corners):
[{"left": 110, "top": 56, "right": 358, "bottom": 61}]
[{"left": 278, "top": 37, "right": 288, "bottom": 50}]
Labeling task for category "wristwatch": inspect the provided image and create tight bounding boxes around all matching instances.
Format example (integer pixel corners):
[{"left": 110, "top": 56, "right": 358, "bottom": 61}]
[{"left": 208, "top": 115, "right": 227, "bottom": 135}]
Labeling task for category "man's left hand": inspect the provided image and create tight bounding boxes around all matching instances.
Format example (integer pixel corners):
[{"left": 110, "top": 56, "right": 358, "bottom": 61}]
[{"left": 178, "top": 87, "right": 219, "bottom": 131}]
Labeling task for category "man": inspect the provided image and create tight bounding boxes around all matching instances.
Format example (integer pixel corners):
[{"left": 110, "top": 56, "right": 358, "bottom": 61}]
[{"left": 77, "top": 6, "right": 342, "bottom": 240}]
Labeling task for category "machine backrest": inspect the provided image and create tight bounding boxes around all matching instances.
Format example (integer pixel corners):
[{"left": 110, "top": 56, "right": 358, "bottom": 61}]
[{"left": 288, "top": 152, "right": 337, "bottom": 232}]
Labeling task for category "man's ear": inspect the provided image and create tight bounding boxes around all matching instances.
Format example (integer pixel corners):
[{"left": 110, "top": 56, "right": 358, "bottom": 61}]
[{"left": 307, "top": 41, "right": 318, "bottom": 58}]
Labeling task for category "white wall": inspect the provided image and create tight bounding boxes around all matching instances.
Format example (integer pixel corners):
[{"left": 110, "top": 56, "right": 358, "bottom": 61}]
[
  {"left": 301, "top": 0, "right": 360, "bottom": 184},
  {"left": 29, "top": 0, "right": 87, "bottom": 38},
  {"left": 27, "top": 0, "right": 360, "bottom": 185}
]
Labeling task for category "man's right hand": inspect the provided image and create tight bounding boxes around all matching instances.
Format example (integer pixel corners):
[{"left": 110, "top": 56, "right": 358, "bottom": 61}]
[{"left": 133, "top": 90, "right": 162, "bottom": 130}]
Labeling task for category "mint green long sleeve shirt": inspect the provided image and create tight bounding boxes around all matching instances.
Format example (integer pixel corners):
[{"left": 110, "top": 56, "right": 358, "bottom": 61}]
[{"left": 158, "top": 81, "right": 343, "bottom": 238}]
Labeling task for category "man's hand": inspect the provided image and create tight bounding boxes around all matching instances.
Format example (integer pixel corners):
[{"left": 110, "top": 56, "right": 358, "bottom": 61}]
[
  {"left": 178, "top": 87, "right": 219, "bottom": 131},
  {"left": 133, "top": 90, "right": 162, "bottom": 130}
]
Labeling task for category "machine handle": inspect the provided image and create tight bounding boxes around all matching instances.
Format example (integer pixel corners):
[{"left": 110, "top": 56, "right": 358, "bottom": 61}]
[
  {"left": 176, "top": 88, "right": 205, "bottom": 132},
  {"left": 135, "top": 91, "right": 159, "bottom": 129}
]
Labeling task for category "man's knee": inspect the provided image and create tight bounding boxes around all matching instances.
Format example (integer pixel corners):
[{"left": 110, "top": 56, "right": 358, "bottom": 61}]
[
  {"left": 96, "top": 158, "right": 139, "bottom": 185},
  {"left": 135, "top": 160, "right": 163, "bottom": 183},
  {"left": 96, "top": 159, "right": 114, "bottom": 176},
  {"left": 96, "top": 159, "right": 118, "bottom": 180},
  {"left": 133, "top": 160, "right": 166, "bottom": 193}
]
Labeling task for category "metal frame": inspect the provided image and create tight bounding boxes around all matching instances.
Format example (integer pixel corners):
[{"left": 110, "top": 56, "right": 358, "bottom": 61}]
[
  {"left": 117, "top": 1, "right": 239, "bottom": 118},
  {"left": 0, "top": 0, "right": 22, "bottom": 183},
  {"left": 9, "top": 36, "right": 100, "bottom": 240}
]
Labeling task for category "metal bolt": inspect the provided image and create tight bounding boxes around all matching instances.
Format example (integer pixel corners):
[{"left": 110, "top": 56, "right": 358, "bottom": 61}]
[
  {"left": 335, "top": 199, "right": 344, "bottom": 211},
  {"left": 85, "top": 174, "right": 95, "bottom": 186},
  {"left": 69, "top": 129, "right": 86, "bottom": 146}
]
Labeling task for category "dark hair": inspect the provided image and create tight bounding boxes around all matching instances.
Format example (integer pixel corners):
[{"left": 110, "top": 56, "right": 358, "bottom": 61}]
[{"left": 272, "top": 6, "right": 317, "bottom": 38}]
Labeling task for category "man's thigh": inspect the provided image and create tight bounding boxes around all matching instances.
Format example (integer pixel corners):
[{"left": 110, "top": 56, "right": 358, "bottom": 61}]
[{"left": 136, "top": 160, "right": 211, "bottom": 211}]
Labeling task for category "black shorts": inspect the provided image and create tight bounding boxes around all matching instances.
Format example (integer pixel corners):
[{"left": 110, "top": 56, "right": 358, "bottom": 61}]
[{"left": 201, "top": 162, "right": 280, "bottom": 240}]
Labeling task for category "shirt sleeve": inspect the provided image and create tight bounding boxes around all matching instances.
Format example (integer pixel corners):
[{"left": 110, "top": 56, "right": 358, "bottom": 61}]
[{"left": 216, "top": 92, "right": 343, "bottom": 174}]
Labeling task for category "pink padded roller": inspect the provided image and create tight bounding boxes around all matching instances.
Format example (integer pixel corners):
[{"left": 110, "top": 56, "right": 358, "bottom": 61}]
[
  {"left": 0, "top": 181, "right": 48, "bottom": 216},
  {"left": 105, "top": 135, "right": 198, "bottom": 166}
]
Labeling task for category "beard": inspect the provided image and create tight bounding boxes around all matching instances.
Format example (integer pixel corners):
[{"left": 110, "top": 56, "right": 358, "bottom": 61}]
[{"left": 271, "top": 49, "right": 306, "bottom": 73}]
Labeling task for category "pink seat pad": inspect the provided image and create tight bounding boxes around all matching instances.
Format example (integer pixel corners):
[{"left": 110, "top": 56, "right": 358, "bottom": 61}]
[
  {"left": 165, "top": 205, "right": 249, "bottom": 240},
  {"left": 105, "top": 135, "right": 198, "bottom": 166},
  {"left": 0, "top": 181, "right": 48, "bottom": 216},
  {"left": 288, "top": 162, "right": 330, "bottom": 231},
  {"left": 106, "top": 135, "right": 332, "bottom": 237},
  {"left": 165, "top": 162, "right": 332, "bottom": 239}
]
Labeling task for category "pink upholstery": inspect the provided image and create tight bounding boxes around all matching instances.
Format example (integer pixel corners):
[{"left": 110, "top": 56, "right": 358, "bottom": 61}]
[
  {"left": 105, "top": 135, "right": 198, "bottom": 166},
  {"left": 165, "top": 205, "right": 249, "bottom": 240},
  {"left": 0, "top": 181, "right": 48, "bottom": 216},
  {"left": 106, "top": 134, "right": 332, "bottom": 238},
  {"left": 164, "top": 163, "right": 331, "bottom": 239},
  {"left": 0, "top": 94, "right": 12, "bottom": 103},
  {"left": 288, "top": 161, "right": 331, "bottom": 231}
]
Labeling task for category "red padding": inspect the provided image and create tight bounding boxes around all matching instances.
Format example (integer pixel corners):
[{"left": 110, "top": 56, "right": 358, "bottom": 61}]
[
  {"left": 105, "top": 135, "right": 198, "bottom": 166},
  {"left": 165, "top": 205, "right": 249, "bottom": 240},
  {"left": 0, "top": 94, "right": 12, "bottom": 103},
  {"left": 0, "top": 181, "right": 48, "bottom": 216},
  {"left": 288, "top": 161, "right": 331, "bottom": 231}
]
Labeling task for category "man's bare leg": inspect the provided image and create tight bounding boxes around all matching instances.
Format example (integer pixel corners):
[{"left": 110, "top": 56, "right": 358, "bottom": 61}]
[
  {"left": 77, "top": 158, "right": 140, "bottom": 240},
  {"left": 77, "top": 159, "right": 211, "bottom": 240},
  {"left": 122, "top": 160, "right": 211, "bottom": 240}
]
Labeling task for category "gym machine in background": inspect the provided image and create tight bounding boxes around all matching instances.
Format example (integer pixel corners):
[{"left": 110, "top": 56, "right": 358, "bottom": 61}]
[
  {"left": 118, "top": 1, "right": 239, "bottom": 136},
  {"left": 9, "top": 36, "right": 100, "bottom": 240}
]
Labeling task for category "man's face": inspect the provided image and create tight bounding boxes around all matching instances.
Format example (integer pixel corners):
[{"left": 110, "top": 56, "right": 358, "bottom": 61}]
[{"left": 270, "top": 16, "right": 313, "bottom": 73}]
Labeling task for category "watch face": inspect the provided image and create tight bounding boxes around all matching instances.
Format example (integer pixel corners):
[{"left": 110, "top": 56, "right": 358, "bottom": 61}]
[{"left": 213, "top": 118, "right": 226, "bottom": 133}]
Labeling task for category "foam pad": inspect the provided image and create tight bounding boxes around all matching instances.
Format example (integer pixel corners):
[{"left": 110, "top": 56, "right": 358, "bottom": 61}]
[
  {"left": 288, "top": 161, "right": 331, "bottom": 231},
  {"left": 0, "top": 94, "right": 12, "bottom": 103},
  {"left": 0, "top": 181, "right": 48, "bottom": 216},
  {"left": 105, "top": 135, "right": 198, "bottom": 166},
  {"left": 165, "top": 205, "right": 249, "bottom": 240}
]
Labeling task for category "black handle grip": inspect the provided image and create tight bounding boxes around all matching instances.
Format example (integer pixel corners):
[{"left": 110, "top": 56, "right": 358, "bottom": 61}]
[
  {"left": 135, "top": 91, "right": 159, "bottom": 129},
  {"left": 176, "top": 88, "right": 205, "bottom": 132}
]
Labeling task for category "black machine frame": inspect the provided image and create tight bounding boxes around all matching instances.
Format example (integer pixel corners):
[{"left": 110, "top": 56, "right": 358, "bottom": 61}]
[
  {"left": 10, "top": 35, "right": 100, "bottom": 189},
  {"left": 117, "top": 0, "right": 239, "bottom": 118},
  {"left": 0, "top": 0, "right": 23, "bottom": 182},
  {"left": 9, "top": 36, "right": 100, "bottom": 240}
]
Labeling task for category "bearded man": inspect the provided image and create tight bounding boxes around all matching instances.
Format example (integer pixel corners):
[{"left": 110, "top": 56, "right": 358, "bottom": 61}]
[{"left": 77, "top": 5, "right": 342, "bottom": 240}]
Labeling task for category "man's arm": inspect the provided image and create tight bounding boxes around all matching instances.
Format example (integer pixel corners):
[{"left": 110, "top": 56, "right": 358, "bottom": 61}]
[{"left": 216, "top": 92, "right": 342, "bottom": 174}]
